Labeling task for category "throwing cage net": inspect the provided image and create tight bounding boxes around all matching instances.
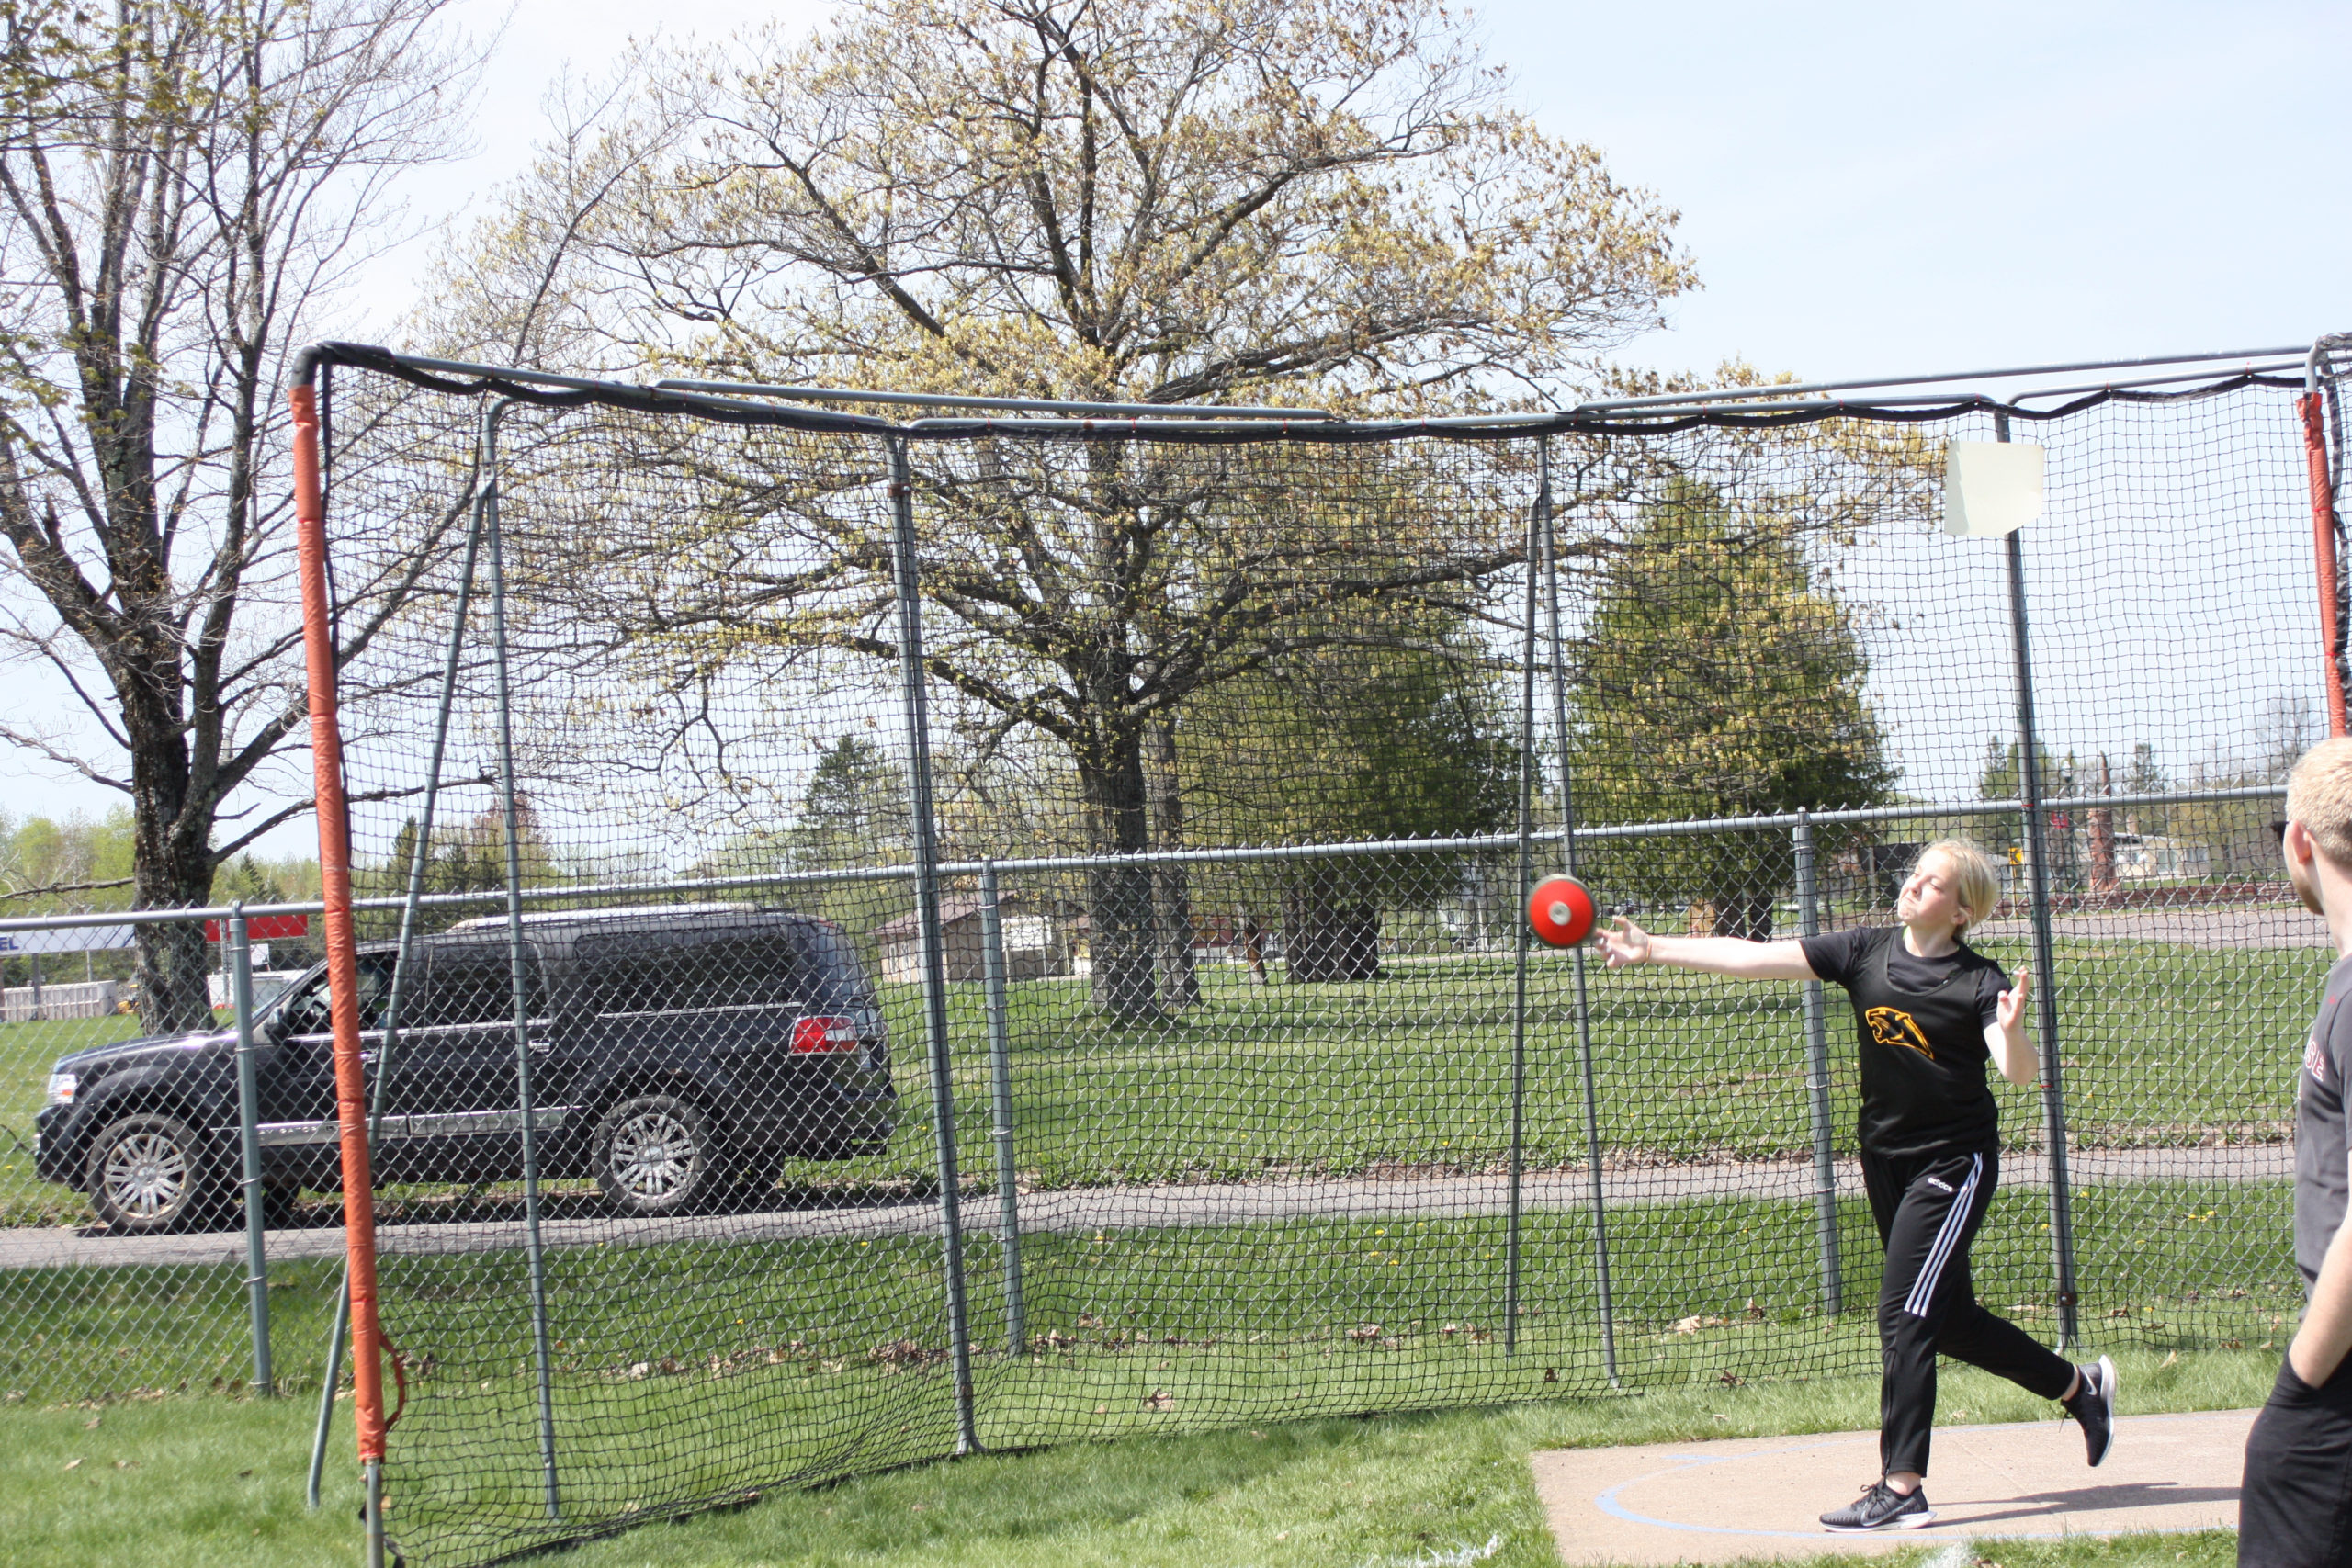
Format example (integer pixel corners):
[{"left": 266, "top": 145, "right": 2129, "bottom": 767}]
[{"left": 279, "top": 338, "right": 2346, "bottom": 1564}]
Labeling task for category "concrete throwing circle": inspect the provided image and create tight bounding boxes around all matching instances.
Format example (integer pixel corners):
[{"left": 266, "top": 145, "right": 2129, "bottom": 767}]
[{"left": 1532, "top": 1410, "right": 2253, "bottom": 1564}]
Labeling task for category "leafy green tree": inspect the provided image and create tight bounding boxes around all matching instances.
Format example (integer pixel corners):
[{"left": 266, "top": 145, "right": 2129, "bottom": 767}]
[
  {"left": 370, "top": 803, "right": 561, "bottom": 937},
  {"left": 431, "top": 0, "right": 1690, "bottom": 1021},
  {"left": 0, "top": 807, "right": 138, "bottom": 986},
  {"left": 1570, "top": 479, "right": 1894, "bottom": 939},
  {"left": 1179, "top": 609, "right": 1517, "bottom": 980},
  {"left": 791, "top": 738, "right": 912, "bottom": 871}
]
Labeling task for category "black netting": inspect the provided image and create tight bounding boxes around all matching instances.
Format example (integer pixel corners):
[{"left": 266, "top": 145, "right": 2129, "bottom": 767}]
[{"left": 7, "top": 344, "right": 2343, "bottom": 1564}]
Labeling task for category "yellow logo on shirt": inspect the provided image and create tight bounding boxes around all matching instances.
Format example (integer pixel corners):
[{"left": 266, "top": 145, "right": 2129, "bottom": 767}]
[{"left": 1866, "top": 1006, "right": 1936, "bottom": 1062}]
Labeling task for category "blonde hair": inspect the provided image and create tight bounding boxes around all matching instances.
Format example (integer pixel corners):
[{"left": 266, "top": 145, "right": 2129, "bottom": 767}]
[
  {"left": 1917, "top": 839, "right": 2002, "bottom": 937},
  {"left": 2288, "top": 737, "right": 2352, "bottom": 867}
]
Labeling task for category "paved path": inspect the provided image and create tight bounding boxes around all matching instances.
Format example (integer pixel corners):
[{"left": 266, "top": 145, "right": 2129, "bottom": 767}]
[
  {"left": 1973, "top": 906, "right": 2325, "bottom": 951},
  {"left": 0, "top": 1144, "right": 2290, "bottom": 1270},
  {"left": 1531, "top": 1409, "right": 2250, "bottom": 1564}
]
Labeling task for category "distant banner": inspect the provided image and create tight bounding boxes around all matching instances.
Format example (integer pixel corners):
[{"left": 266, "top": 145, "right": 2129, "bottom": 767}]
[
  {"left": 0, "top": 925, "right": 136, "bottom": 955},
  {"left": 203, "top": 914, "right": 311, "bottom": 942}
]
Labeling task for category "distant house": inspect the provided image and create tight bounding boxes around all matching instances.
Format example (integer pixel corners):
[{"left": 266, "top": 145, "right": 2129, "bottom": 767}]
[
  {"left": 2109, "top": 832, "right": 2212, "bottom": 883},
  {"left": 871, "top": 896, "right": 1070, "bottom": 984}
]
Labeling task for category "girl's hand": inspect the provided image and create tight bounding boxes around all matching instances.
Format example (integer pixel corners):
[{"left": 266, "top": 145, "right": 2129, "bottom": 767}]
[
  {"left": 1596, "top": 916, "right": 1652, "bottom": 969},
  {"left": 1997, "top": 967, "right": 2032, "bottom": 1031}
]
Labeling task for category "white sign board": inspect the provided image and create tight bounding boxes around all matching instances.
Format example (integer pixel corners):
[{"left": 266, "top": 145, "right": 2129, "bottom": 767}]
[
  {"left": 0, "top": 924, "right": 138, "bottom": 955},
  {"left": 1942, "top": 440, "right": 2045, "bottom": 538}
]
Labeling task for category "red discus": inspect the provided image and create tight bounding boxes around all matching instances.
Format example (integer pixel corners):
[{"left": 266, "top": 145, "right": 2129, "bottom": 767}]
[{"left": 1527, "top": 874, "right": 1597, "bottom": 947}]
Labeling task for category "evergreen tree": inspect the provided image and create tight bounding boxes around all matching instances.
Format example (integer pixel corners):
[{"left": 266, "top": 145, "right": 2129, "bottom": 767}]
[
  {"left": 1180, "top": 608, "right": 1518, "bottom": 981},
  {"left": 1571, "top": 479, "right": 1894, "bottom": 939}
]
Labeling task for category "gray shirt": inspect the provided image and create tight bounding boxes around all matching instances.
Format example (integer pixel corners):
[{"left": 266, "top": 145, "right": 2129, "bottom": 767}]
[{"left": 2294, "top": 952, "right": 2352, "bottom": 1287}]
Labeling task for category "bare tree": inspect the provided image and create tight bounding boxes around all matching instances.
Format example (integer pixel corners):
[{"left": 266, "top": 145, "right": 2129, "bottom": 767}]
[
  {"left": 0, "top": 0, "right": 481, "bottom": 1028},
  {"left": 2256, "top": 689, "right": 2319, "bottom": 784}
]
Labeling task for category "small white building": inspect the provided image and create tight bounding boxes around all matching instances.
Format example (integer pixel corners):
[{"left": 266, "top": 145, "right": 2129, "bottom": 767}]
[
  {"left": 2, "top": 980, "right": 119, "bottom": 1022},
  {"left": 872, "top": 897, "right": 1071, "bottom": 984},
  {"left": 2110, "top": 833, "right": 2211, "bottom": 882}
]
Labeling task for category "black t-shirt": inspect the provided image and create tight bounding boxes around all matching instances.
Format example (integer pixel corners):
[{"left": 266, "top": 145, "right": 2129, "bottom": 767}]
[
  {"left": 1799, "top": 928, "right": 2007, "bottom": 1028},
  {"left": 1799, "top": 926, "right": 2008, "bottom": 1156},
  {"left": 2294, "top": 953, "right": 2352, "bottom": 1289}
]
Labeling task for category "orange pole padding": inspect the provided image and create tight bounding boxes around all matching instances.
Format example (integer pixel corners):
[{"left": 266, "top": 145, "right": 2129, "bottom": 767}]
[
  {"left": 2302, "top": 390, "right": 2349, "bottom": 739},
  {"left": 290, "top": 378, "right": 389, "bottom": 1464}
]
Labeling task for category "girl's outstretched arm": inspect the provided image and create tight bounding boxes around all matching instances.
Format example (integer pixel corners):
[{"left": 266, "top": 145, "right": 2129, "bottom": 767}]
[{"left": 1594, "top": 916, "right": 1819, "bottom": 981}]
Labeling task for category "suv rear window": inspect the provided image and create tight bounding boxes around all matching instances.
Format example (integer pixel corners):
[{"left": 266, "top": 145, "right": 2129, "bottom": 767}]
[
  {"left": 578, "top": 932, "right": 803, "bottom": 1018},
  {"left": 797, "top": 922, "right": 877, "bottom": 1010}
]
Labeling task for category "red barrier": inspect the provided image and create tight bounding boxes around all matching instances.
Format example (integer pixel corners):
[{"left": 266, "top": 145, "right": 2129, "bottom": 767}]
[{"left": 203, "top": 914, "right": 311, "bottom": 942}]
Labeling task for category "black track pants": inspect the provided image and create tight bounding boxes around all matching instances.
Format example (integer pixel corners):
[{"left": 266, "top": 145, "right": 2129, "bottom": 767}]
[
  {"left": 1864, "top": 1145, "right": 2075, "bottom": 1477},
  {"left": 2240, "top": 1354, "right": 2352, "bottom": 1567}
]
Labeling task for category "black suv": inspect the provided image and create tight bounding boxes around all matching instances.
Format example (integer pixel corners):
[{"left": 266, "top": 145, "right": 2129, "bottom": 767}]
[{"left": 35, "top": 906, "right": 897, "bottom": 1234}]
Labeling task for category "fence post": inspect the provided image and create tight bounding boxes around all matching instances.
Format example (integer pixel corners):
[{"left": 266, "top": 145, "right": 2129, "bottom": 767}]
[
  {"left": 1792, "top": 816, "right": 1842, "bottom": 1315},
  {"left": 888, "top": 434, "right": 979, "bottom": 1454},
  {"left": 482, "top": 400, "right": 563, "bottom": 1519},
  {"left": 1538, "top": 444, "right": 1617, "bottom": 1384},
  {"left": 978, "top": 861, "right": 1026, "bottom": 1355},
  {"left": 229, "top": 905, "right": 274, "bottom": 1394},
  {"left": 1995, "top": 409, "right": 2081, "bottom": 1353}
]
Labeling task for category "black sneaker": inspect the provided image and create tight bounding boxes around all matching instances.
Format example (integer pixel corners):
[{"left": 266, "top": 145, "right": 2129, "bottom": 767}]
[
  {"left": 2064, "top": 1354, "right": 2118, "bottom": 1467},
  {"left": 1820, "top": 1481, "right": 1935, "bottom": 1532}
]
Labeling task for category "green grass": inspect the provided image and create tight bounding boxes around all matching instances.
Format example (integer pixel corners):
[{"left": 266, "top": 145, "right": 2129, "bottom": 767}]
[
  {"left": 0, "top": 1183, "right": 2296, "bottom": 1562},
  {"left": 0, "top": 1346, "right": 2270, "bottom": 1568}
]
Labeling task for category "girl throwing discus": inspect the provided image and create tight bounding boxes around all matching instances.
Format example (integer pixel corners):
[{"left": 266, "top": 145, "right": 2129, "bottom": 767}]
[{"left": 1593, "top": 839, "right": 2115, "bottom": 1532}]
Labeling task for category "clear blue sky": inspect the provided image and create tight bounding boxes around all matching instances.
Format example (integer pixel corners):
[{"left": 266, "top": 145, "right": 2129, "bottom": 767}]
[{"left": 5, "top": 0, "right": 2345, "bottom": 838}]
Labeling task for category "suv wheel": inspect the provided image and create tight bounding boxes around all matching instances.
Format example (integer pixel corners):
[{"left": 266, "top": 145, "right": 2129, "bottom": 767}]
[
  {"left": 593, "top": 1095, "right": 725, "bottom": 1217},
  {"left": 86, "top": 1113, "right": 220, "bottom": 1234}
]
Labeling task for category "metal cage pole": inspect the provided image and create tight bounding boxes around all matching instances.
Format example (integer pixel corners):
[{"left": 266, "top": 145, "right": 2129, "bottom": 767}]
[
  {"left": 2302, "top": 342, "right": 2349, "bottom": 737},
  {"left": 1995, "top": 410, "right": 2080, "bottom": 1353},
  {"left": 482, "top": 400, "right": 564, "bottom": 1518},
  {"left": 1537, "top": 442, "right": 1616, "bottom": 1383},
  {"left": 979, "top": 861, "right": 1026, "bottom": 1354},
  {"left": 888, "top": 435, "right": 979, "bottom": 1454},
  {"left": 1792, "top": 815, "right": 1842, "bottom": 1314},
  {"left": 230, "top": 905, "right": 273, "bottom": 1394},
  {"left": 1503, "top": 482, "right": 1539, "bottom": 1354},
  {"left": 288, "top": 351, "right": 390, "bottom": 1568},
  {"left": 310, "top": 422, "right": 492, "bottom": 1511}
]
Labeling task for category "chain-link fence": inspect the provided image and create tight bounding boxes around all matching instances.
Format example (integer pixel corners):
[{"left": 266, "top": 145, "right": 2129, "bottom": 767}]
[{"left": 4, "top": 337, "right": 2343, "bottom": 1563}]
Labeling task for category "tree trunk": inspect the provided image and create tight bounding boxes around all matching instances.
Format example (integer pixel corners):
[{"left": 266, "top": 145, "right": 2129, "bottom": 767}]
[
  {"left": 2086, "top": 753, "right": 2118, "bottom": 897},
  {"left": 1710, "top": 887, "right": 1775, "bottom": 942},
  {"left": 1144, "top": 719, "right": 1201, "bottom": 1010},
  {"left": 1282, "top": 864, "right": 1383, "bottom": 983},
  {"left": 1080, "top": 723, "right": 1161, "bottom": 1021},
  {"left": 127, "top": 639, "right": 220, "bottom": 1034}
]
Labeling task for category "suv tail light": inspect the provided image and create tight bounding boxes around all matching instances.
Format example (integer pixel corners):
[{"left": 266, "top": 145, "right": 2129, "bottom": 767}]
[{"left": 791, "top": 1015, "right": 859, "bottom": 1055}]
